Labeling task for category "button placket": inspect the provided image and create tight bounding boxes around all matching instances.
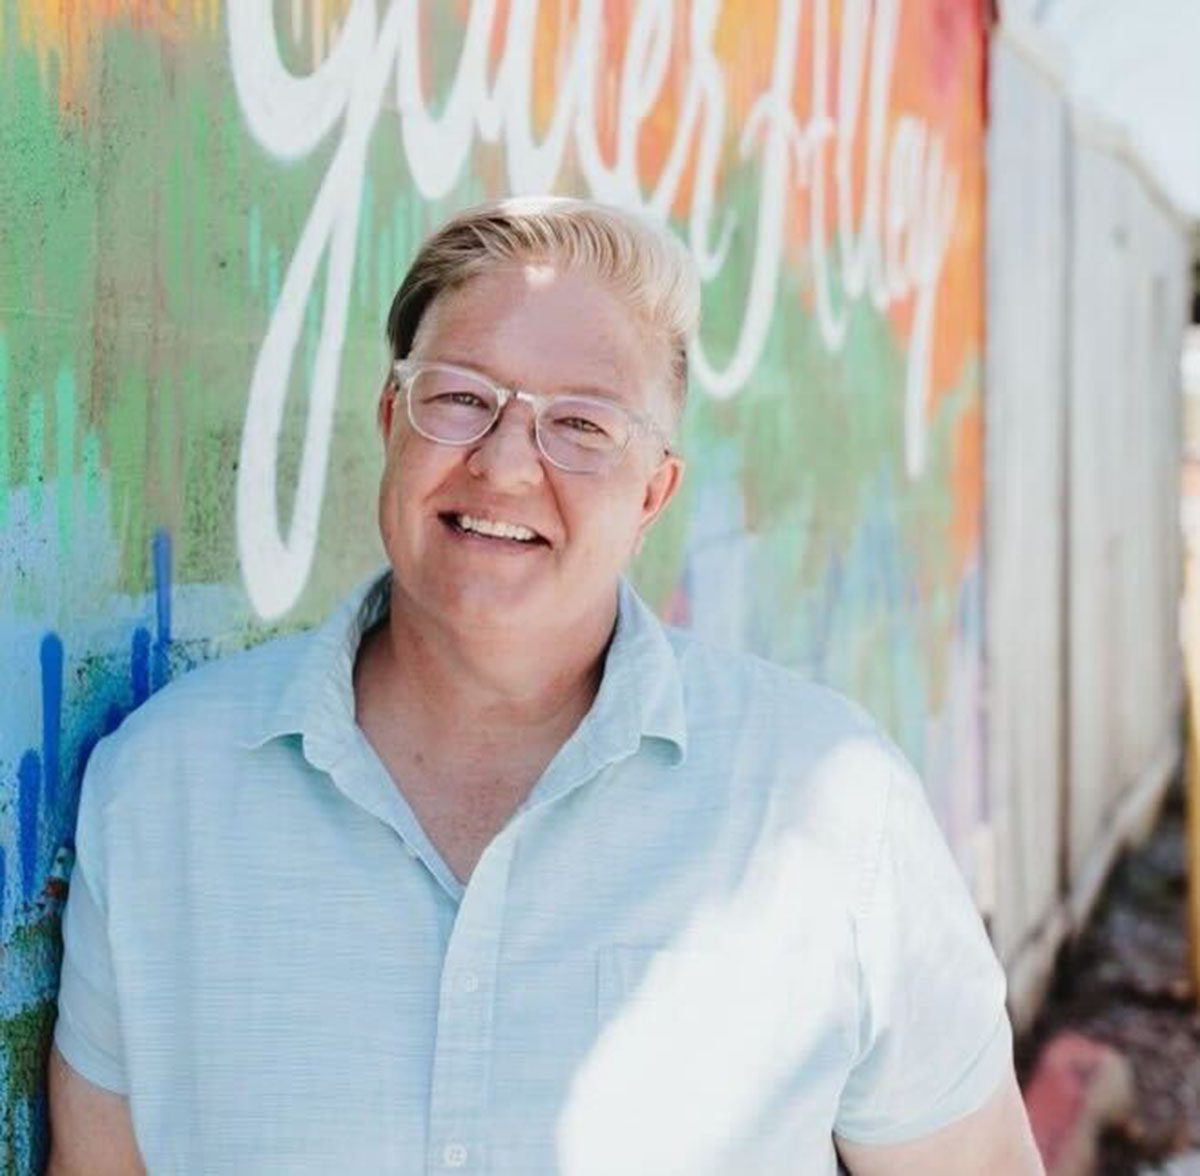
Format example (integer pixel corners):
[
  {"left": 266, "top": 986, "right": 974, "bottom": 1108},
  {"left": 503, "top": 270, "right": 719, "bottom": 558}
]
[{"left": 424, "top": 835, "right": 514, "bottom": 1174}]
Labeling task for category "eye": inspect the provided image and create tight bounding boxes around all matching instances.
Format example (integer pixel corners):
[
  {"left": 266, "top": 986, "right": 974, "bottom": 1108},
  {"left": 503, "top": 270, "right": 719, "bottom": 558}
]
[
  {"left": 560, "top": 416, "right": 606, "bottom": 435},
  {"left": 438, "top": 390, "right": 488, "bottom": 408}
]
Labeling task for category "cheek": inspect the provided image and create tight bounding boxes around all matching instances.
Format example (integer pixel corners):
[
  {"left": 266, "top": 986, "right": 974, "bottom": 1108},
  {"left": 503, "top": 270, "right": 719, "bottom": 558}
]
[
  {"left": 379, "top": 441, "right": 434, "bottom": 546},
  {"left": 561, "top": 483, "right": 647, "bottom": 561},
  {"left": 385, "top": 435, "right": 453, "bottom": 503}
]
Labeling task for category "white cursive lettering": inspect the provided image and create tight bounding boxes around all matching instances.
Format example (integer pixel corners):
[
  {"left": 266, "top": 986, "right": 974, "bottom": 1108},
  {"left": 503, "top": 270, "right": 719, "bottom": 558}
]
[{"left": 230, "top": 0, "right": 966, "bottom": 618}]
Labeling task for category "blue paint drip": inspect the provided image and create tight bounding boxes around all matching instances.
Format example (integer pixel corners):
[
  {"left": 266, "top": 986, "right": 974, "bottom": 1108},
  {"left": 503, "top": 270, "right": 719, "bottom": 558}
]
[
  {"left": 18, "top": 752, "right": 41, "bottom": 902},
  {"left": 3, "top": 530, "right": 181, "bottom": 924},
  {"left": 154, "top": 529, "right": 172, "bottom": 644},
  {"left": 76, "top": 734, "right": 98, "bottom": 785},
  {"left": 40, "top": 633, "right": 63, "bottom": 811},
  {"left": 152, "top": 528, "right": 173, "bottom": 692},
  {"left": 72, "top": 734, "right": 99, "bottom": 834},
  {"left": 131, "top": 627, "right": 151, "bottom": 706}
]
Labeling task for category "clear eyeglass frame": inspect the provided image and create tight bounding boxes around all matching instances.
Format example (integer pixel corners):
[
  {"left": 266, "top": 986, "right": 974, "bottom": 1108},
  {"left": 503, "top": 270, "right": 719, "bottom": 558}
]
[{"left": 390, "top": 358, "right": 672, "bottom": 475}]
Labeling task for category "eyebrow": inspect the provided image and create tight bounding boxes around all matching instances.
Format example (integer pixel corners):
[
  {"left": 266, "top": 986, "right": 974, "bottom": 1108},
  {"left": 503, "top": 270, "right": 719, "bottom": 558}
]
[{"left": 427, "top": 355, "right": 627, "bottom": 404}]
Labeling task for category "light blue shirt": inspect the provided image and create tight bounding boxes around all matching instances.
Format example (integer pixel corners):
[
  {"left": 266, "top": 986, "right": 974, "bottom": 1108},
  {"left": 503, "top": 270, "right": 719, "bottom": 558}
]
[{"left": 55, "top": 572, "right": 1012, "bottom": 1175}]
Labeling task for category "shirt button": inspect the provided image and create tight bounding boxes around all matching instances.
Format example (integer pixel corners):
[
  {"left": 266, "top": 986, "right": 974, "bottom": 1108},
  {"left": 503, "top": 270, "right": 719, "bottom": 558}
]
[
  {"left": 459, "top": 971, "right": 480, "bottom": 994},
  {"left": 442, "top": 1142, "right": 468, "bottom": 1167},
  {"left": 402, "top": 842, "right": 419, "bottom": 859}
]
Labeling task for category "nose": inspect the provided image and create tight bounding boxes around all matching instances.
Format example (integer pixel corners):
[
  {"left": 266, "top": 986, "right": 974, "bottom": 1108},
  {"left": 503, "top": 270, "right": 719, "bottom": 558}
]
[{"left": 464, "top": 396, "right": 545, "bottom": 488}]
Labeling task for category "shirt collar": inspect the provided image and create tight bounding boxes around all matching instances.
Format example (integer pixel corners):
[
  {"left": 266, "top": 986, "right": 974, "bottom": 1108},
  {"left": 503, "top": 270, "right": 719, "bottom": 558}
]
[
  {"left": 238, "top": 569, "right": 688, "bottom": 765},
  {"left": 584, "top": 578, "right": 688, "bottom": 765},
  {"left": 237, "top": 568, "right": 390, "bottom": 753}
]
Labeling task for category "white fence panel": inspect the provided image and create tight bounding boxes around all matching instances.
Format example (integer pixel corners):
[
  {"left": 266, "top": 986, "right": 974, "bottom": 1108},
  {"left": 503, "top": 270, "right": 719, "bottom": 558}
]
[
  {"left": 986, "top": 22, "right": 1190, "bottom": 1027},
  {"left": 985, "top": 34, "right": 1069, "bottom": 998}
]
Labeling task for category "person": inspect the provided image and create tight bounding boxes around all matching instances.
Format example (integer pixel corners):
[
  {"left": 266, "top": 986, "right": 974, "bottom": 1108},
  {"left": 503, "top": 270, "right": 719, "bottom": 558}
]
[{"left": 48, "top": 197, "right": 1044, "bottom": 1175}]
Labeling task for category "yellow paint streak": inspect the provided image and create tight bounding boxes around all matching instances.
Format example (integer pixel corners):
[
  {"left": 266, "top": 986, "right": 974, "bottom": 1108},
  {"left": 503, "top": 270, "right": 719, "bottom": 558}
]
[
  {"left": 14, "top": 0, "right": 353, "bottom": 108},
  {"left": 16, "top": 0, "right": 194, "bottom": 107},
  {"left": 312, "top": 0, "right": 325, "bottom": 72}
]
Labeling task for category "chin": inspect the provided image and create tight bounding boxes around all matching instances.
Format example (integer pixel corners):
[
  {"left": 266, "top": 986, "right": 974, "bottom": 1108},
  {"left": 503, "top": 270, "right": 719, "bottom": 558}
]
[{"left": 426, "top": 573, "right": 547, "bottom": 634}]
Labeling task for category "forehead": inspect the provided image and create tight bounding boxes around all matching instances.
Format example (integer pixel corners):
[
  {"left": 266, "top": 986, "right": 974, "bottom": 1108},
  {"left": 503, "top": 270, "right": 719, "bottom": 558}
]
[{"left": 413, "top": 263, "right": 667, "bottom": 406}]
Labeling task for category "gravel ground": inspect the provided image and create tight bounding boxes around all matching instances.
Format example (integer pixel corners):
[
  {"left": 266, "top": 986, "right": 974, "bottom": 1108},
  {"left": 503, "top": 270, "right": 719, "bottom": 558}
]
[{"left": 1015, "top": 778, "right": 1200, "bottom": 1174}]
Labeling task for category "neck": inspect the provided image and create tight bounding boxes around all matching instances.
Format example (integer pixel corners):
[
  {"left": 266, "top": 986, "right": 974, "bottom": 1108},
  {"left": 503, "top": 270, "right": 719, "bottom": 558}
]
[{"left": 358, "top": 582, "right": 618, "bottom": 758}]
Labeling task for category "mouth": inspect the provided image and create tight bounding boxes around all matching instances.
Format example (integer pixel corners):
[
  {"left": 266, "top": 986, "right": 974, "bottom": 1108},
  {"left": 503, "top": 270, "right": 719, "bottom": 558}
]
[{"left": 439, "top": 511, "right": 551, "bottom": 548}]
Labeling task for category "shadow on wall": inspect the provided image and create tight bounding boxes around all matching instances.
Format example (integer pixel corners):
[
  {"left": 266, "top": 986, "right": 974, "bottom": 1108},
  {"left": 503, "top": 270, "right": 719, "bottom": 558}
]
[{"left": 0, "top": 530, "right": 177, "bottom": 1173}]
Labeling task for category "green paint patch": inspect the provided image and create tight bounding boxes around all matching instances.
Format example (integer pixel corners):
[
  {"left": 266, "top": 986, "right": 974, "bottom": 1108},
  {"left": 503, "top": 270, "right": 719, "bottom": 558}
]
[
  {"left": 393, "top": 195, "right": 412, "bottom": 280},
  {"left": 55, "top": 365, "right": 76, "bottom": 554},
  {"left": 108, "top": 369, "right": 149, "bottom": 589},
  {"left": 0, "top": 331, "right": 8, "bottom": 528},
  {"left": 25, "top": 394, "right": 44, "bottom": 517},
  {"left": 357, "top": 174, "right": 374, "bottom": 310},
  {"left": 0, "top": 908, "right": 62, "bottom": 1175},
  {"left": 81, "top": 429, "right": 101, "bottom": 517},
  {"left": 248, "top": 204, "right": 262, "bottom": 293},
  {"left": 266, "top": 241, "right": 281, "bottom": 311},
  {"left": 377, "top": 223, "right": 394, "bottom": 327},
  {"left": 157, "top": 379, "right": 176, "bottom": 526},
  {"left": 167, "top": 145, "right": 187, "bottom": 296},
  {"left": 0, "top": 999, "right": 55, "bottom": 1176},
  {"left": 630, "top": 472, "right": 691, "bottom": 614},
  {"left": 304, "top": 285, "right": 321, "bottom": 384}
]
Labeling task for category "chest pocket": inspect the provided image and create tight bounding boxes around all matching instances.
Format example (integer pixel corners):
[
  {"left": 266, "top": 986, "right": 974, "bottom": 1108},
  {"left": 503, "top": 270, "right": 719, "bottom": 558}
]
[
  {"left": 579, "top": 943, "right": 846, "bottom": 1175},
  {"left": 593, "top": 941, "right": 741, "bottom": 1055},
  {"left": 596, "top": 943, "right": 687, "bottom": 1026},
  {"left": 576, "top": 944, "right": 808, "bottom": 1174}
]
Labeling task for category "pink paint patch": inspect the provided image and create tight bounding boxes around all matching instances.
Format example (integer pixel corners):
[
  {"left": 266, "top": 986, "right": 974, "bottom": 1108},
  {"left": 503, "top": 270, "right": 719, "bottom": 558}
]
[{"left": 930, "top": 0, "right": 982, "bottom": 101}]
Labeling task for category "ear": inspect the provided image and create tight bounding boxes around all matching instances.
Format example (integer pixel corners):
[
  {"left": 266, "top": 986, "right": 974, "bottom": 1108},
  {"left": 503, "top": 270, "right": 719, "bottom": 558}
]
[
  {"left": 635, "top": 454, "right": 685, "bottom": 552},
  {"left": 377, "top": 376, "right": 397, "bottom": 440}
]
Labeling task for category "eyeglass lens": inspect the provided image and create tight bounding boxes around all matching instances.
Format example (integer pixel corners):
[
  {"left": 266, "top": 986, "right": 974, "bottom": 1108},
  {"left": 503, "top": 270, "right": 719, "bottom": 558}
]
[{"left": 407, "top": 368, "right": 631, "bottom": 472}]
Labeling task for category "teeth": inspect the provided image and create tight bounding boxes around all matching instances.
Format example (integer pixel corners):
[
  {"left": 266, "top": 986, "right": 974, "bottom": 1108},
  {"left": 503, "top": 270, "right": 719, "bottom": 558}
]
[{"left": 456, "top": 513, "right": 538, "bottom": 542}]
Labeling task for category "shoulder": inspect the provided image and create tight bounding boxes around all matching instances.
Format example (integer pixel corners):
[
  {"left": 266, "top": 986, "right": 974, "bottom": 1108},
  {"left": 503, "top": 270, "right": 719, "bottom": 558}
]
[
  {"left": 665, "top": 626, "right": 908, "bottom": 878},
  {"left": 666, "top": 624, "right": 893, "bottom": 770},
  {"left": 79, "top": 629, "right": 311, "bottom": 816},
  {"left": 120, "top": 628, "right": 309, "bottom": 742}
]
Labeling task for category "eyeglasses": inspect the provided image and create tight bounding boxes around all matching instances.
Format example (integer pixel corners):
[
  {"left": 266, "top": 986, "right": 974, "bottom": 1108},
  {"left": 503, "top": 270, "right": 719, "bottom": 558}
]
[{"left": 391, "top": 359, "right": 671, "bottom": 476}]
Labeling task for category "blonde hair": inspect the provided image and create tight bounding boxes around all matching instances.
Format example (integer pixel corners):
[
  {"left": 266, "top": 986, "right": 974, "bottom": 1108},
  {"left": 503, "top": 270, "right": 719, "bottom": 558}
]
[{"left": 385, "top": 196, "right": 699, "bottom": 420}]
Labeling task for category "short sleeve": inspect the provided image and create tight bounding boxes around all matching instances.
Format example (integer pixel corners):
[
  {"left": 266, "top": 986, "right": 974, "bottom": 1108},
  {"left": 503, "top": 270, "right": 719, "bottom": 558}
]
[
  {"left": 833, "top": 758, "right": 1013, "bottom": 1145},
  {"left": 53, "top": 738, "right": 129, "bottom": 1094}
]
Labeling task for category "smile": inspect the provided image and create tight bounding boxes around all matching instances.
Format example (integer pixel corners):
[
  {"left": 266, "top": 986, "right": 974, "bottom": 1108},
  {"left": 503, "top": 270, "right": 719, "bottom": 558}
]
[{"left": 441, "top": 512, "right": 548, "bottom": 545}]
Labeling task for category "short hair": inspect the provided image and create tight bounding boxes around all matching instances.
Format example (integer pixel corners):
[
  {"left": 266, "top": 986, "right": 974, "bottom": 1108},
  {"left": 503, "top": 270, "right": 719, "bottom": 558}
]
[{"left": 385, "top": 196, "right": 699, "bottom": 422}]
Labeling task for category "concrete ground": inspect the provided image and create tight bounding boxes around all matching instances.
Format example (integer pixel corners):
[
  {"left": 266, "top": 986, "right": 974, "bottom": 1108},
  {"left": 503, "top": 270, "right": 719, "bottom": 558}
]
[{"left": 1018, "top": 778, "right": 1200, "bottom": 1175}]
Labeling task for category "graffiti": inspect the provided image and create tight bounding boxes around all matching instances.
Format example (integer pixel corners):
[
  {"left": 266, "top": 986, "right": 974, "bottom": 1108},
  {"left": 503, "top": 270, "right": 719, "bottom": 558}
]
[
  {"left": 3, "top": 529, "right": 173, "bottom": 912},
  {"left": 2, "top": 3, "right": 986, "bottom": 1168},
  {"left": 1, "top": 530, "right": 175, "bottom": 1170},
  {"left": 231, "top": 0, "right": 960, "bottom": 619}
]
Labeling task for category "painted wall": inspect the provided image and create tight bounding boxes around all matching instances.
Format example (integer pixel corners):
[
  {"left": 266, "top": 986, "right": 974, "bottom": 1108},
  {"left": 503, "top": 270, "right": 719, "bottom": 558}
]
[{"left": 0, "top": 1, "right": 986, "bottom": 1168}]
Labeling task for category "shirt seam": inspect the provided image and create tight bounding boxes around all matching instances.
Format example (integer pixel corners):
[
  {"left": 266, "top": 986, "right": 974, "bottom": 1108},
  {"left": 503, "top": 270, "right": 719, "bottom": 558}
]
[
  {"left": 853, "top": 754, "right": 896, "bottom": 922},
  {"left": 846, "top": 758, "right": 897, "bottom": 1065}
]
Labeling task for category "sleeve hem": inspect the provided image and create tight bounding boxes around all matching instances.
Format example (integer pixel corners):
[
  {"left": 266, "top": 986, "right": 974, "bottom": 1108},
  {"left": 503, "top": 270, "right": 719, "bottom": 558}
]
[
  {"left": 53, "top": 1014, "right": 129, "bottom": 1096},
  {"left": 833, "top": 1009, "right": 1013, "bottom": 1147}
]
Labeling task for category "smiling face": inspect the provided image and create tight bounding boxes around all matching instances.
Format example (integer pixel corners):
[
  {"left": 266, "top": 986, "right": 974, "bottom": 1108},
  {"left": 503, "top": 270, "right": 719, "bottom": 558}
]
[{"left": 376, "top": 261, "right": 684, "bottom": 645}]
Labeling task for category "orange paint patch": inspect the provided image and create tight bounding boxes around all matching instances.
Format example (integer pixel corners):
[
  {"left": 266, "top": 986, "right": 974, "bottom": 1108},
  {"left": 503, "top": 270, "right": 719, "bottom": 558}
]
[{"left": 950, "top": 400, "right": 983, "bottom": 567}]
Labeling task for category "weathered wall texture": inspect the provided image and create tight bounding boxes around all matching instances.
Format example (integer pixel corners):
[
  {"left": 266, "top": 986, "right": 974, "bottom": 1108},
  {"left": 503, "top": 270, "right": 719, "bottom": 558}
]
[
  {"left": 986, "top": 21, "right": 1190, "bottom": 1028},
  {"left": 0, "top": 2, "right": 986, "bottom": 1167}
]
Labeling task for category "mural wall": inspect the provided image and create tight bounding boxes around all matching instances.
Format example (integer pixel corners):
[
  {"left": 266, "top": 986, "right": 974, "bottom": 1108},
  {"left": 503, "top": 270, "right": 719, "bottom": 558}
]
[{"left": 0, "top": 1, "right": 986, "bottom": 1167}]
